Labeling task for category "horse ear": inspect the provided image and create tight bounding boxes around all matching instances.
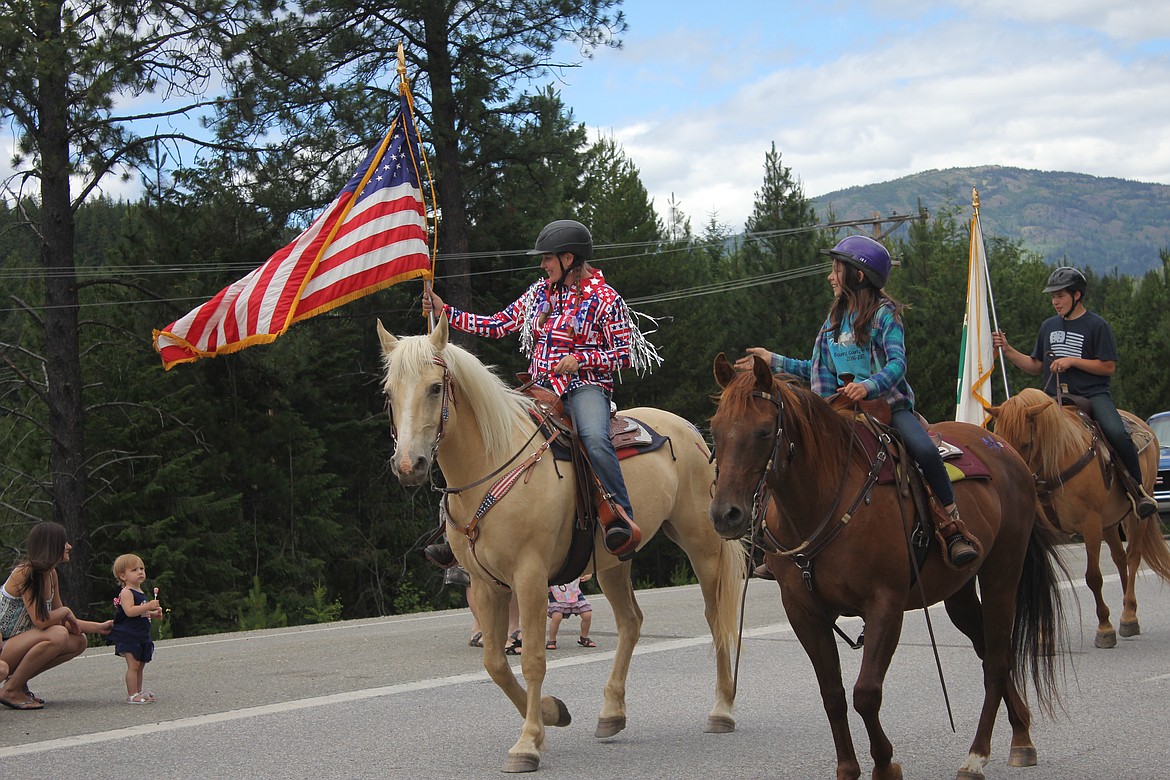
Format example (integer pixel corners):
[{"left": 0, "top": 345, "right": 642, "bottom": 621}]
[
  {"left": 713, "top": 353, "right": 736, "bottom": 388},
  {"left": 987, "top": 404, "right": 1001, "bottom": 419},
  {"left": 376, "top": 319, "right": 398, "bottom": 355},
  {"left": 429, "top": 312, "right": 450, "bottom": 349},
  {"left": 751, "top": 354, "right": 773, "bottom": 392}
]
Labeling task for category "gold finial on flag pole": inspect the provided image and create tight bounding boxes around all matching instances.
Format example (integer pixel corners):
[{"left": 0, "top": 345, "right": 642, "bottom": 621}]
[{"left": 972, "top": 186, "right": 980, "bottom": 216}]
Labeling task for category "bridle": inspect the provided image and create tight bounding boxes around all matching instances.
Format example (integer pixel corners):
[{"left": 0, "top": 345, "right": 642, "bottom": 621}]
[
  {"left": 722, "top": 383, "right": 885, "bottom": 592},
  {"left": 384, "top": 355, "right": 454, "bottom": 458}
]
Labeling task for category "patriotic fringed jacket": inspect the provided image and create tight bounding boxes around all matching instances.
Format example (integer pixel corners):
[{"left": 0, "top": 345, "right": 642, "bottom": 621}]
[{"left": 442, "top": 268, "right": 660, "bottom": 397}]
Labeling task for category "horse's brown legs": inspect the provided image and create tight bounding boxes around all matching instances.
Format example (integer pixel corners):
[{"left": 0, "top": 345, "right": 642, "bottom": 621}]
[
  {"left": 1081, "top": 524, "right": 1116, "bottom": 648},
  {"left": 593, "top": 561, "right": 642, "bottom": 738},
  {"left": 944, "top": 581, "right": 1034, "bottom": 775},
  {"left": 782, "top": 590, "right": 863, "bottom": 780},
  {"left": 1113, "top": 520, "right": 1140, "bottom": 637},
  {"left": 848, "top": 605, "right": 904, "bottom": 780}
]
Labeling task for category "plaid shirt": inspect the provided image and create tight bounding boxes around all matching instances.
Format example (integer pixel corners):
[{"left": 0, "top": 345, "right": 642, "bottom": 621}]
[
  {"left": 443, "top": 268, "right": 632, "bottom": 396},
  {"left": 771, "top": 302, "right": 916, "bottom": 412}
]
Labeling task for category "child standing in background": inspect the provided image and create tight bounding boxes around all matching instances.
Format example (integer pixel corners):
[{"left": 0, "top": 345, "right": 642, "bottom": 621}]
[
  {"left": 108, "top": 554, "right": 162, "bottom": 704},
  {"left": 546, "top": 574, "right": 595, "bottom": 649}
]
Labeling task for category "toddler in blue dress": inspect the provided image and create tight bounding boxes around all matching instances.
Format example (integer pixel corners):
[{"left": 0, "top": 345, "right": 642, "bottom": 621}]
[{"left": 108, "top": 554, "right": 162, "bottom": 704}]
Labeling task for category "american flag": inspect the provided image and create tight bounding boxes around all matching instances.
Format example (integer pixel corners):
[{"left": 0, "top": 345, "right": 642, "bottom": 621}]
[{"left": 153, "top": 91, "right": 432, "bottom": 370}]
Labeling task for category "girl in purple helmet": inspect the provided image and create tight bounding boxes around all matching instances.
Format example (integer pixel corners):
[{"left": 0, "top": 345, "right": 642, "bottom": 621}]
[{"left": 737, "top": 235, "right": 981, "bottom": 569}]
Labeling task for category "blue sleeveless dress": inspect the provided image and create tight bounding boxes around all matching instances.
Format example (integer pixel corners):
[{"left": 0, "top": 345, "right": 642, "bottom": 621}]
[{"left": 107, "top": 589, "right": 155, "bottom": 663}]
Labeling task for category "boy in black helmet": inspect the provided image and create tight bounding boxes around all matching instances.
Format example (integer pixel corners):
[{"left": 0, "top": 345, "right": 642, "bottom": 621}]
[
  {"left": 423, "top": 220, "right": 658, "bottom": 563},
  {"left": 993, "top": 266, "right": 1157, "bottom": 518}
]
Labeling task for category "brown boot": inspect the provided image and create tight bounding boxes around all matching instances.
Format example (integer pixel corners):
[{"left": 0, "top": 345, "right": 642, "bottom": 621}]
[
  {"left": 1117, "top": 467, "right": 1158, "bottom": 519},
  {"left": 933, "top": 502, "right": 982, "bottom": 570},
  {"left": 752, "top": 563, "right": 776, "bottom": 580},
  {"left": 424, "top": 541, "right": 456, "bottom": 569},
  {"left": 599, "top": 503, "right": 642, "bottom": 561}
]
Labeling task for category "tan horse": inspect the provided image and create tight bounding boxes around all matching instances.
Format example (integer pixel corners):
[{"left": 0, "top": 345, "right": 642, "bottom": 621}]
[
  {"left": 989, "top": 387, "right": 1169, "bottom": 648},
  {"left": 377, "top": 316, "right": 747, "bottom": 773}
]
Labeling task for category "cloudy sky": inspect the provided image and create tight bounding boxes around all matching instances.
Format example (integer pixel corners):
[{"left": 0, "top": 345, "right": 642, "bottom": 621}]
[{"left": 550, "top": 0, "right": 1170, "bottom": 231}]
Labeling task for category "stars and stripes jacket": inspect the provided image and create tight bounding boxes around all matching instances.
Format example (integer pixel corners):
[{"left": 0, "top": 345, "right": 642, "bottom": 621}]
[{"left": 442, "top": 268, "right": 636, "bottom": 397}]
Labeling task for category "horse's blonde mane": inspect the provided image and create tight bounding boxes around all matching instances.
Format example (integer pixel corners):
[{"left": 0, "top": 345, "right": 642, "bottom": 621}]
[
  {"left": 382, "top": 333, "right": 534, "bottom": 463},
  {"left": 994, "top": 387, "right": 1091, "bottom": 479}
]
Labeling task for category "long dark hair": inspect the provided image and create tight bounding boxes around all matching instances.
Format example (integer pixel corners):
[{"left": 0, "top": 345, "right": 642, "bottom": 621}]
[
  {"left": 17, "top": 522, "right": 67, "bottom": 622},
  {"left": 826, "top": 260, "right": 905, "bottom": 346}
]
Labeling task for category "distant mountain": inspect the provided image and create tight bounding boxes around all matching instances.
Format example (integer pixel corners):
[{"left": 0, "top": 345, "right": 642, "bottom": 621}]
[{"left": 810, "top": 166, "right": 1170, "bottom": 277}]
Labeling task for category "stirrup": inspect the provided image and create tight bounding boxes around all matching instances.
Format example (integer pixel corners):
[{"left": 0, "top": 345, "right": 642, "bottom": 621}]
[{"left": 603, "top": 519, "right": 642, "bottom": 560}]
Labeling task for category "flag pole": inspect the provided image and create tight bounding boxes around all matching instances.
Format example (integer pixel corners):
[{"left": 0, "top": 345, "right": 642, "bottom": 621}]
[
  {"left": 397, "top": 43, "right": 437, "bottom": 333},
  {"left": 973, "top": 188, "right": 1011, "bottom": 400}
]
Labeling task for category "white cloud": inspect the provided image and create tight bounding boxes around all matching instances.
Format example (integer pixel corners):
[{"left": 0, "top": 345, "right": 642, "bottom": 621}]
[{"left": 584, "top": 4, "right": 1170, "bottom": 231}]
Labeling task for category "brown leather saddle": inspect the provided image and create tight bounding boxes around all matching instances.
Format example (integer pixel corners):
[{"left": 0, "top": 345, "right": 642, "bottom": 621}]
[{"left": 519, "top": 380, "right": 665, "bottom": 584}]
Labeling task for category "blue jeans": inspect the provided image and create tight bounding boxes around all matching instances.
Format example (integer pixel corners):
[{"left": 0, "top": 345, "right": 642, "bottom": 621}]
[
  {"left": 1090, "top": 395, "right": 1143, "bottom": 481},
  {"left": 565, "top": 384, "right": 634, "bottom": 519},
  {"left": 890, "top": 409, "right": 954, "bottom": 506}
]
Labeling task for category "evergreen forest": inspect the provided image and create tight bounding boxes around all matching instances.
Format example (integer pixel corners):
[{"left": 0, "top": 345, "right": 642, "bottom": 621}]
[{"left": 3, "top": 1, "right": 1169, "bottom": 638}]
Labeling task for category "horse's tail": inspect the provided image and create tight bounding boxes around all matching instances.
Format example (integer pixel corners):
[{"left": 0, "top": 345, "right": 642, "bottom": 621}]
[
  {"left": 1125, "top": 515, "right": 1170, "bottom": 584},
  {"left": 711, "top": 538, "right": 750, "bottom": 656},
  {"left": 1012, "top": 519, "right": 1073, "bottom": 718}
]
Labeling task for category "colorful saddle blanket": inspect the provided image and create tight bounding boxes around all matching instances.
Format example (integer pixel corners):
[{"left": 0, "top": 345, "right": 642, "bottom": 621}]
[{"left": 852, "top": 421, "right": 993, "bottom": 485}]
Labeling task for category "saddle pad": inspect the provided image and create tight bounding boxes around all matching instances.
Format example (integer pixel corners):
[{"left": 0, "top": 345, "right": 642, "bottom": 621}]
[
  {"left": 853, "top": 422, "right": 992, "bottom": 484},
  {"left": 548, "top": 416, "right": 670, "bottom": 462}
]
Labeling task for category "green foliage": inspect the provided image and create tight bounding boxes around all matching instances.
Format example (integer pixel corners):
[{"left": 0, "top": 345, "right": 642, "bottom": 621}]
[
  {"left": 303, "top": 582, "right": 343, "bottom": 624},
  {"left": 237, "top": 576, "right": 288, "bottom": 631}
]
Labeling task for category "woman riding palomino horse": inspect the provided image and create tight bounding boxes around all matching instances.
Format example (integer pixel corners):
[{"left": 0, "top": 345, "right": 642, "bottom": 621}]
[
  {"left": 993, "top": 265, "right": 1158, "bottom": 519},
  {"left": 377, "top": 317, "right": 747, "bottom": 773},
  {"left": 423, "top": 219, "right": 651, "bottom": 567}
]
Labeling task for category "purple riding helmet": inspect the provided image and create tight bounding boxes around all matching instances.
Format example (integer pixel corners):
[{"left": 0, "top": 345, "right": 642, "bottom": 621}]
[{"left": 821, "top": 235, "right": 892, "bottom": 288}]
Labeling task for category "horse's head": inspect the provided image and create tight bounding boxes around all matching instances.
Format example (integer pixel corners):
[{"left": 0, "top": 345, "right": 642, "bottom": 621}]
[
  {"left": 989, "top": 387, "right": 1081, "bottom": 478},
  {"left": 376, "top": 315, "right": 452, "bottom": 485},
  {"left": 708, "top": 352, "right": 786, "bottom": 540}
]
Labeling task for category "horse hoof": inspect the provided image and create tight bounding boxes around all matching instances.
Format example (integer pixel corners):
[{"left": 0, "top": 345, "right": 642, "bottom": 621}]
[
  {"left": 595, "top": 715, "right": 627, "bottom": 738},
  {"left": 1119, "top": 620, "right": 1140, "bottom": 638},
  {"left": 873, "top": 761, "right": 903, "bottom": 780},
  {"left": 1094, "top": 630, "right": 1117, "bottom": 649},
  {"left": 1007, "top": 745, "right": 1038, "bottom": 767},
  {"left": 548, "top": 696, "right": 571, "bottom": 728},
  {"left": 955, "top": 771, "right": 984, "bottom": 779},
  {"left": 503, "top": 753, "right": 540, "bottom": 773},
  {"left": 704, "top": 714, "right": 735, "bottom": 733}
]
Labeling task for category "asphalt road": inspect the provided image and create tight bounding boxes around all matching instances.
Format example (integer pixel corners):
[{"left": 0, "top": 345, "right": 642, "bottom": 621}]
[{"left": 2, "top": 542, "right": 1169, "bottom": 779}]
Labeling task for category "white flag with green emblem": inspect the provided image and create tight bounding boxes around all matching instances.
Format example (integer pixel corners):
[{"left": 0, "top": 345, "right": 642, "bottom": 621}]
[{"left": 955, "top": 202, "right": 996, "bottom": 426}]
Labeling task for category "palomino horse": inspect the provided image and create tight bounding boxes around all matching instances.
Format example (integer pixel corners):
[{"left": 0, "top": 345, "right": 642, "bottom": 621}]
[
  {"left": 377, "top": 316, "right": 747, "bottom": 773},
  {"left": 989, "top": 387, "right": 1170, "bottom": 648},
  {"left": 708, "top": 354, "right": 1068, "bottom": 780}
]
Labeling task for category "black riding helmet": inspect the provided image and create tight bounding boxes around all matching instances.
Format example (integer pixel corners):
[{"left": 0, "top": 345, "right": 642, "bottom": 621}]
[
  {"left": 1042, "top": 266, "right": 1087, "bottom": 296},
  {"left": 526, "top": 220, "right": 593, "bottom": 270}
]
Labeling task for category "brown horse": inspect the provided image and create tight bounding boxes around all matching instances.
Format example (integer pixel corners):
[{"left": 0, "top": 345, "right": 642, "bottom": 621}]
[
  {"left": 708, "top": 354, "right": 1068, "bottom": 780},
  {"left": 989, "top": 387, "right": 1170, "bottom": 648},
  {"left": 377, "top": 317, "right": 747, "bottom": 773}
]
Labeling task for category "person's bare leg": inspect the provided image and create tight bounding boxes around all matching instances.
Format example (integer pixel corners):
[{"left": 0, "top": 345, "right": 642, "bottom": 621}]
[
  {"left": 579, "top": 609, "right": 592, "bottom": 640},
  {"left": 548, "top": 612, "right": 563, "bottom": 644}
]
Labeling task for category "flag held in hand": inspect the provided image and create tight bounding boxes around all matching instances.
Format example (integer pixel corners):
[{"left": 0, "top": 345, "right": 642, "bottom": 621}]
[{"left": 153, "top": 89, "right": 432, "bottom": 370}]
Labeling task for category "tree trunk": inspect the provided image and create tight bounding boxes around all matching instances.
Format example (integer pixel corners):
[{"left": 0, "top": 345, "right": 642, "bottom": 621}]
[
  {"left": 422, "top": 7, "right": 473, "bottom": 346},
  {"left": 37, "top": 1, "right": 90, "bottom": 611}
]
